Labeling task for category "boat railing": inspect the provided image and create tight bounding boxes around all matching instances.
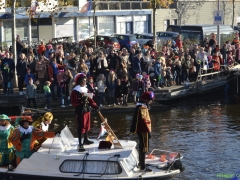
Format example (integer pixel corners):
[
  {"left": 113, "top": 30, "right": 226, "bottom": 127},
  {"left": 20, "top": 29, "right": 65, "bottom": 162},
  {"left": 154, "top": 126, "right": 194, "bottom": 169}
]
[
  {"left": 148, "top": 149, "right": 183, "bottom": 173},
  {"left": 149, "top": 149, "right": 182, "bottom": 158},
  {"left": 197, "top": 65, "right": 229, "bottom": 81}
]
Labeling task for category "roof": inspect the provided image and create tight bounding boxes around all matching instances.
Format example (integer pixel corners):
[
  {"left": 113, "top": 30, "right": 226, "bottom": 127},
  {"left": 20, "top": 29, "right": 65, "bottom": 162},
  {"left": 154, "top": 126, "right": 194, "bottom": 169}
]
[
  {"left": 134, "top": 33, "right": 153, "bottom": 36},
  {"left": 112, "top": 34, "right": 136, "bottom": 36},
  {"left": 156, "top": 31, "right": 179, "bottom": 34}
]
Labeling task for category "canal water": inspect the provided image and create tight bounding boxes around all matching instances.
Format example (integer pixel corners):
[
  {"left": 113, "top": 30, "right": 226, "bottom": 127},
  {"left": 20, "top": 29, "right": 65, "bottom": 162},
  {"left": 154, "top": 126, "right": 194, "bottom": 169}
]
[{"left": 49, "top": 92, "right": 240, "bottom": 180}]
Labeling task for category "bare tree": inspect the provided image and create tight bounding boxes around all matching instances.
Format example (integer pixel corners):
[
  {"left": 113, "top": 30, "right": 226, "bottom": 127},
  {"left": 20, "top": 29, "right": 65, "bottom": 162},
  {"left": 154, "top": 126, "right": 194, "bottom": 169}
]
[{"left": 175, "top": 1, "right": 204, "bottom": 25}]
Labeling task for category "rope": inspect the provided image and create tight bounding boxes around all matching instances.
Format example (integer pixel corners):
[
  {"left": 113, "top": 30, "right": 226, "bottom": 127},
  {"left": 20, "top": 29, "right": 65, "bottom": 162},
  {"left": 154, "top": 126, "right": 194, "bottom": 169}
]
[{"left": 74, "top": 153, "right": 89, "bottom": 178}]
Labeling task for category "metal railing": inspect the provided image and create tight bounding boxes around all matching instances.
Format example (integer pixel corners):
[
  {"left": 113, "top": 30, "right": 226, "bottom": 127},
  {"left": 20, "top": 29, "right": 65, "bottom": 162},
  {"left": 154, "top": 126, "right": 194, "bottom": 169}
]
[{"left": 93, "top": 1, "right": 150, "bottom": 10}]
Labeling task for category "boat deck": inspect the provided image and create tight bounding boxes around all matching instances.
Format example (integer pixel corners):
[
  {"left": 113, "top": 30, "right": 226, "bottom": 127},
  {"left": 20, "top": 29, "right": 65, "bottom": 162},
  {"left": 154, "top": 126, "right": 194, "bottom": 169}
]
[{"left": 39, "top": 137, "right": 137, "bottom": 159}]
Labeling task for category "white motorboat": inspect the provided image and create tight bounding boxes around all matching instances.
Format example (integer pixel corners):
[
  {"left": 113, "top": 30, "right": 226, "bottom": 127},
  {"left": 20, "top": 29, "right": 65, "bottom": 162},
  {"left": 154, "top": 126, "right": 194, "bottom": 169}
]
[{"left": 0, "top": 126, "right": 184, "bottom": 180}]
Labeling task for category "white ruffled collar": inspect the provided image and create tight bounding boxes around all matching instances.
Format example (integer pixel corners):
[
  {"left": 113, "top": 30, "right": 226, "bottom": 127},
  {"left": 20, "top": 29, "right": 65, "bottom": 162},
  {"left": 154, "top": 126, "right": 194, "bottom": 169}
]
[
  {"left": 136, "top": 102, "right": 148, "bottom": 108},
  {"left": 18, "top": 126, "right": 33, "bottom": 134},
  {"left": 0, "top": 124, "right": 11, "bottom": 131},
  {"left": 41, "top": 122, "right": 49, "bottom": 132},
  {"left": 73, "top": 85, "right": 88, "bottom": 93}
]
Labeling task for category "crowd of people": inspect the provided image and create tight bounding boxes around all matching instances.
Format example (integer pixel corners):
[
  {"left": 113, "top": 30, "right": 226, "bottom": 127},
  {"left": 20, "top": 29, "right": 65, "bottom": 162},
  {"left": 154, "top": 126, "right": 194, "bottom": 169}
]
[{"left": 0, "top": 33, "right": 239, "bottom": 109}]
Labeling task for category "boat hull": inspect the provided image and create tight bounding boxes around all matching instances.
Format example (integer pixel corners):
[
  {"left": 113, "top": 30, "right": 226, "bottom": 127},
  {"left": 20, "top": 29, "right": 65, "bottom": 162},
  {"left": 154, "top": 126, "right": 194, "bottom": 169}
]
[{"left": 0, "top": 172, "right": 176, "bottom": 180}]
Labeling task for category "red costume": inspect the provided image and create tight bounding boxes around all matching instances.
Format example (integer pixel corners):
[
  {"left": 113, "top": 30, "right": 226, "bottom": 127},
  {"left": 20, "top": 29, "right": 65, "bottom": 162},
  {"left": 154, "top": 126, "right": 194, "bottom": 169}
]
[
  {"left": 70, "top": 89, "right": 97, "bottom": 134},
  {"left": 70, "top": 73, "right": 98, "bottom": 152}
]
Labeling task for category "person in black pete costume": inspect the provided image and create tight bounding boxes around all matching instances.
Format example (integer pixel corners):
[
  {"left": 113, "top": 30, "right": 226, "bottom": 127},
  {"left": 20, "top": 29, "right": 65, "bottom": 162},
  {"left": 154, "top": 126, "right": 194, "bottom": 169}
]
[
  {"left": 130, "top": 91, "right": 154, "bottom": 172},
  {"left": 70, "top": 73, "right": 98, "bottom": 152}
]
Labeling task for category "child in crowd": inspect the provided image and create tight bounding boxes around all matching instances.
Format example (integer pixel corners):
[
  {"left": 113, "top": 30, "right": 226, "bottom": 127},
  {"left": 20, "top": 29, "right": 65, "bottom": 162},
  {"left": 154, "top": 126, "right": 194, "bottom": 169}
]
[
  {"left": 165, "top": 67, "right": 173, "bottom": 87},
  {"left": 57, "top": 69, "right": 67, "bottom": 107},
  {"left": 115, "top": 79, "right": 123, "bottom": 105},
  {"left": 154, "top": 58, "right": 161, "bottom": 89},
  {"left": 2, "top": 62, "right": 13, "bottom": 95},
  {"left": 43, "top": 81, "right": 52, "bottom": 111},
  {"left": 87, "top": 76, "right": 96, "bottom": 94},
  {"left": 132, "top": 74, "right": 139, "bottom": 103},
  {"left": 160, "top": 63, "right": 166, "bottom": 87},
  {"left": 136, "top": 75, "right": 145, "bottom": 101},
  {"left": 106, "top": 69, "right": 117, "bottom": 106},
  {"left": 63, "top": 69, "right": 73, "bottom": 106},
  {"left": 24, "top": 68, "right": 35, "bottom": 85},
  {"left": 97, "top": 74, "right": 106, "bottom": 107},
  {"left": 144, "top": 75, "right": 151, "bottom": 91},
  {"left": 121, "top": 76, "right": 129, "bottom": 106},
  {"left": 189, "top": 58, "right": 196, "bottom": 82},
  {"left": 26, "top": 78, "right": 37, "bottom": 108},
  {"left": 174, "top": 61, "right": 182, "bottom": 85}
]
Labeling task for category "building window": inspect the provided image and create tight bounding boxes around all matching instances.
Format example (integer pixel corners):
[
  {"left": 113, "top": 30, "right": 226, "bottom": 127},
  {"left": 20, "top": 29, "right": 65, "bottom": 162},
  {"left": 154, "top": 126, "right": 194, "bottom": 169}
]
[
  {"left": 58, "top": 0, "right": 78, "bottom": 6},
  {"left": 98, "top": 16, "right": 115, "bottom": 35},
  {"left": 3, "top": 19, "right": 28, "bottom": 43},
  {"left": 79, "top": 17, "right": 94, "bottom": 40},
  {"left": 6, "top": 0, "right": 31, "bottom": 7}
]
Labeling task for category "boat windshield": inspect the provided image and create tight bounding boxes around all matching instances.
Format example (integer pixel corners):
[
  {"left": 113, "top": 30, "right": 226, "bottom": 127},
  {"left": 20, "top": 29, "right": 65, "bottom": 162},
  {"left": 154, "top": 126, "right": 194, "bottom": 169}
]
[
  {"left": 60, "top": 160, "right": 122, "bottom": 174},
  {"left": 122, "top": 153, "right": 138, "bottom": 172}
]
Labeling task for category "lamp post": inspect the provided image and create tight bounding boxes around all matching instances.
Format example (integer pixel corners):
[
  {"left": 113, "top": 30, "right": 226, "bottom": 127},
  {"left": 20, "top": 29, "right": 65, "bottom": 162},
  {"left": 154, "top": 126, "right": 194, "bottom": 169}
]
[
  {"left": 11, "top": 0, "right": 17, "bottom": 87},
  {"left": 217, "top": 0, "right": 220, "bottom": 47}
]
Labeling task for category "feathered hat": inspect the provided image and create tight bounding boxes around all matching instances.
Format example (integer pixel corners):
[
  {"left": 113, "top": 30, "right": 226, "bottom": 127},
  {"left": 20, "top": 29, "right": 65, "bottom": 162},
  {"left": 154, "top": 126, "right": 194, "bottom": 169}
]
[
  {"left": 140, "top": 92, "right": 155, "bottom": 100},
  {"left": 43, "top": 112, "right": 53, "bottom": 122},
  {"left": 14, "top": 116, "right": 33, "bottom": 126},
  {"left": 74, "top": 73, "right": 86, "bottom": 84},
  {"left": 0, "top": 114, "right": 11, "bottom": 122}
]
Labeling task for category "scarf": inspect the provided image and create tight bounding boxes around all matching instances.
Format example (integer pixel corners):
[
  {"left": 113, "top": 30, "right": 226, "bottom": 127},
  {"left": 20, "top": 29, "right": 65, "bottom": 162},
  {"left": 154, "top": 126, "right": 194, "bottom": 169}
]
[{"left": 97, "top": 58, "right": 108, "bottom": 69}]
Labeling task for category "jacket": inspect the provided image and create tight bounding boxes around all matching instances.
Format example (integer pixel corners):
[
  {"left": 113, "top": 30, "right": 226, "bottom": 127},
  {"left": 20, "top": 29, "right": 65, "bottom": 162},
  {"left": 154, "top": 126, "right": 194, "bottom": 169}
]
[
  {"left": 2, "top": 67, "right": 13, "bottom": 82},
  {"left": 38, "top": 45, "right": 46, "bottom": 55},
  {"left": 16, "top": 59, "right": 27, "bottom": 77},
  {"left": 97, "top": 80, "right": 106, "bottom": 93},
  {"left": 1, "top": 58, "right": 15, "bottom": 72},
  {"left": 154, "top": 61, "right": 161, "bottom": 76},
  {"left": 35, "top": 61, "right": 47, "bottom": 79},
  {"left": 106, "top": 77, "right": 117, "bottom": 90},
  {"left": 132, "top": 57, "right": 142, "bottom": 73},
  {"left": 26, "top": 84, "right": 37, "bottom": 98},
  {"left": 24, "top": 73, "right": 35, "bottom": 85},
  {"left": 48, "top": 63, "right": 66, "bottom": 82}
]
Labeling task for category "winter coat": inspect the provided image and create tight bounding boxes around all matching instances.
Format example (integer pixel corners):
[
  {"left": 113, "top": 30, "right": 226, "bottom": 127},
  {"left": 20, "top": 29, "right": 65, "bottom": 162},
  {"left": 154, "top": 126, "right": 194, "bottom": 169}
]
[
  {"left": 106, "top": 77, "right": 117, "bottom": 90},
  {"left": 35, "top": 61, "right": 47, "bottom": 79},
  {"left": 2, "top": 68, "right": 13, "bottom": 82},
  {"left": 154, "top": 61, "right": 161, "bottom": 76},
  {"left": 24, "top": 73, "right": 35, "bottom": 85},
  {"left": 16, "top": 59, "right": 27, "bottom": 77},
  {"left": 26, "top": 84, "right": 37, "bottom": 98}
]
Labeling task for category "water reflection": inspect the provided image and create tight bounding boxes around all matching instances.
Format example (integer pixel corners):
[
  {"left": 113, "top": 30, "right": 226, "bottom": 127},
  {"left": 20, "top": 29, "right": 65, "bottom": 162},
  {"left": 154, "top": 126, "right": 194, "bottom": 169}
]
[{"left": 51, "top": 98, "right": 240, "bottom": 180}]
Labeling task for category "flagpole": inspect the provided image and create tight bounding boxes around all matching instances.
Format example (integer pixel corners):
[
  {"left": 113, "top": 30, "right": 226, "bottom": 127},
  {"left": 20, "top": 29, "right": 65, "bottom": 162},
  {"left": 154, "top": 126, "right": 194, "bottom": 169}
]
[{"left": 93, "top": 0, "right": 97, "bottom": 49}]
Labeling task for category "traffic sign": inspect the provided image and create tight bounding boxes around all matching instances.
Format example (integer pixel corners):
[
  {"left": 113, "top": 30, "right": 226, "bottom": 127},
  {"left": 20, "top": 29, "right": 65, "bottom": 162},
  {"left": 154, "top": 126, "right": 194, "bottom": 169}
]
[{"left": 214, "top": 11, "right": 224, "bottom": 24}]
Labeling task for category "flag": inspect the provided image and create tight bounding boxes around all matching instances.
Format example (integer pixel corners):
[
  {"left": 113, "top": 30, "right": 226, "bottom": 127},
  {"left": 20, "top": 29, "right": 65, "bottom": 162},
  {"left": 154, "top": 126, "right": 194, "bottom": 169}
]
[
  {"left": 29, "top": 1, "right": 39, "bottom": 18},
  {"left": 97, "top": 123, "right": 107, "bottom": 139},
  {"left": 80, "top": 0, "right": 92, "bottom": 13},
  {"left": 106, "top": 134, "right": 115, "bottom": 142}
]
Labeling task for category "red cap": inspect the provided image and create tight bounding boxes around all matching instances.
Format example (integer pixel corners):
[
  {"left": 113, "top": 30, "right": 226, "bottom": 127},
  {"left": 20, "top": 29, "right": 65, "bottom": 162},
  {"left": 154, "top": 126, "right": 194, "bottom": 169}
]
[{"left": 88, "top": 76, "right": 93, "bottom": 79}]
